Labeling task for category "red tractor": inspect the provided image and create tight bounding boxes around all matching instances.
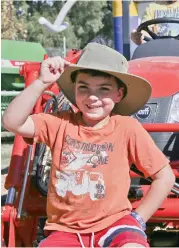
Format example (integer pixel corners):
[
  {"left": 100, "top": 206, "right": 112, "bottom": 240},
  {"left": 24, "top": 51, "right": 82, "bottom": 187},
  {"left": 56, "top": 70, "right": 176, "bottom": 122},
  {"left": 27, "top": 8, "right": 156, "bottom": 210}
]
[{"left": 1, "top": 18, "right": 179, "bottom": 247}]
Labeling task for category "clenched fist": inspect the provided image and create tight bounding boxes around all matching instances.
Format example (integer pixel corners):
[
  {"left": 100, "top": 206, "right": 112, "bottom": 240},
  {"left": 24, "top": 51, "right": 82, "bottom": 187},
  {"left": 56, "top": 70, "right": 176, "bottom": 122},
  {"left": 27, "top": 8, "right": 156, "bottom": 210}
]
[
  {"left": 39, "top": 56, "right": 71, "bottom": 85},
  {"left": 131, "top": 30, "right": 145, "bottom": 45}
]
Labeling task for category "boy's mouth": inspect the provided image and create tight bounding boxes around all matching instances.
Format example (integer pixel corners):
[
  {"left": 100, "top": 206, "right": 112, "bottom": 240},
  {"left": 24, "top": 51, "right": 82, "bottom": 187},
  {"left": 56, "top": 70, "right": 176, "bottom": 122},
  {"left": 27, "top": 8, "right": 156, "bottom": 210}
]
[{"left": 86, "top": 104, "right": 101, "bottom": 109}]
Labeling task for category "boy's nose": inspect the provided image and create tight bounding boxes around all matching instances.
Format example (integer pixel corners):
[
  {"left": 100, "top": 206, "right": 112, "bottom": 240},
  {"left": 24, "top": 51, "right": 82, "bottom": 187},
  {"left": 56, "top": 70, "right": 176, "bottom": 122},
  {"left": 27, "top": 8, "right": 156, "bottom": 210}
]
[{"left": 87, "top": 94, "right": 99, "bottom": 101}]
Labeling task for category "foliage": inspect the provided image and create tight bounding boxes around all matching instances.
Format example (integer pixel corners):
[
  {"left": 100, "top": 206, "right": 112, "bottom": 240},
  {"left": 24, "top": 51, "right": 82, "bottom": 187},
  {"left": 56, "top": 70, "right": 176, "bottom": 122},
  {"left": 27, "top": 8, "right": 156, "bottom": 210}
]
[
  {"left": 1, "top": 0, "right": 113, "bottom": 50},
  {"left": 1, "top": 0, "right": 27, "bottom": 40}
]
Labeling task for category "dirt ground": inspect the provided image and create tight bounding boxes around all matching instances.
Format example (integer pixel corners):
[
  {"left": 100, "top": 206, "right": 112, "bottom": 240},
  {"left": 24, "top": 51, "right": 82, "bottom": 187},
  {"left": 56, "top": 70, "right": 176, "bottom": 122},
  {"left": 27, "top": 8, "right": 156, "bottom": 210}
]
[{"left": 1, "top": 138, "right": 14, "bottom": 198}]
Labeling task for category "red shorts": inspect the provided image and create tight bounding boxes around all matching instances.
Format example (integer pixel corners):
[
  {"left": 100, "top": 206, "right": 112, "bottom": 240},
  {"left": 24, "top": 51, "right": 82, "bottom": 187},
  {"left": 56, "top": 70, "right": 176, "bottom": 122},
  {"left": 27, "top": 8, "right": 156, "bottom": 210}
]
[{"left": 39, "top": 215, "right": 149, "bottom": 247}]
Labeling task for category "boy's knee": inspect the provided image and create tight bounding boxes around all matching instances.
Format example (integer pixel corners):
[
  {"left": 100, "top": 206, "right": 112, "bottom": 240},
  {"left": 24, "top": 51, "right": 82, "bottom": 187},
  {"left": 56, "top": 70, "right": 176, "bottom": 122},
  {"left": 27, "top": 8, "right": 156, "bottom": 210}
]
[{"left": 121, "top": 243, "right": 146, "bottom": 247}]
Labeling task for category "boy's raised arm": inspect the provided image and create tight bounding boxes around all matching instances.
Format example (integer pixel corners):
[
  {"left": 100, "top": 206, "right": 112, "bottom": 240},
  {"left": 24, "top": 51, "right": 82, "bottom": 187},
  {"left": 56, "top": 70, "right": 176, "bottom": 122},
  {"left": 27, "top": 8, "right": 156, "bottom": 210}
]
[{"left": 2, "top": 56, "right": 71, "bottom": 138}]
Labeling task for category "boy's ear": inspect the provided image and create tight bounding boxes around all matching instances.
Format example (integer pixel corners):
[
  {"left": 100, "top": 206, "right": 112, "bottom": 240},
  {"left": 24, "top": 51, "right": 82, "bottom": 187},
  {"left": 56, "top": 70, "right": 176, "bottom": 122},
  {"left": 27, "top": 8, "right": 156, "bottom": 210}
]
[{"left": 115, "top": 88, "right": 124, "bottom": 103}]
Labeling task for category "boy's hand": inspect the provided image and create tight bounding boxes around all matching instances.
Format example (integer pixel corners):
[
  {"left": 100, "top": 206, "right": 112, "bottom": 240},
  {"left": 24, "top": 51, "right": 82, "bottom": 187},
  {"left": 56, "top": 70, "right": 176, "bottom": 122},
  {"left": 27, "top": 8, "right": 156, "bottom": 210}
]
[
  {"left": 131, "top": 30, "right": 144, "bottom": 45},
  {"left": 3, "top": 56, "right": 71, "bottom": 137},
  {"left": 39, "top": 56, "right": 71, "bottom": 85}
]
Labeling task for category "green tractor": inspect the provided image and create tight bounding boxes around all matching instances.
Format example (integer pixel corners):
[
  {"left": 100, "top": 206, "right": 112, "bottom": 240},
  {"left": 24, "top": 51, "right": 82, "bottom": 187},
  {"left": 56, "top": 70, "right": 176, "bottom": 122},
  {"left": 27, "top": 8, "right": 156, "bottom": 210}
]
[{"left": 1, "top": 39, "right": 47, "bottom": 131}]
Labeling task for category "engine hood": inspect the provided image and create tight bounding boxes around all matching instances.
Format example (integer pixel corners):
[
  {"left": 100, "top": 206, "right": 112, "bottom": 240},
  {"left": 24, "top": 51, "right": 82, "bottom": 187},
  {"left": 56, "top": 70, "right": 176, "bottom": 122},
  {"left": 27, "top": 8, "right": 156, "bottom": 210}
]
[{"left": 128, "top": 56, "right": 179, "bottom": 98}]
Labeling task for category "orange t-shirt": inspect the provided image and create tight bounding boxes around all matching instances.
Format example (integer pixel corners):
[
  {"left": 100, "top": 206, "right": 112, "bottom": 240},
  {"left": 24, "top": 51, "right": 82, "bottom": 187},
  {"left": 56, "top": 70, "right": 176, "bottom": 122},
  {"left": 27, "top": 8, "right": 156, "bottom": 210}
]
[{"left": 30, "top": 111, "right": 169, "bottom": 233}]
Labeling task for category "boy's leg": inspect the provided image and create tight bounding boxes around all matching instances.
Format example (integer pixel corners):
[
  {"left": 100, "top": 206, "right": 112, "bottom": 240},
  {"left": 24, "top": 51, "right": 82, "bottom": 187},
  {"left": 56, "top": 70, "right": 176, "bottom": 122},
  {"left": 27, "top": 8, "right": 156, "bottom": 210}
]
[
  {"left": 95, "top": 215, "right": 149, "bottom": 247},
  {"left": 38, "top": 231, "right": 90, "bottom": 247}
]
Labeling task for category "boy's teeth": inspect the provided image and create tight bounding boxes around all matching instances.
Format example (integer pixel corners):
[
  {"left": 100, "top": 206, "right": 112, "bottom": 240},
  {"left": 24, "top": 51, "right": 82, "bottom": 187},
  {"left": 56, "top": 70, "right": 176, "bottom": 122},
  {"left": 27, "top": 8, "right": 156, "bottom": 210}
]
[{"left": 87, "top": 105, "right": 99, "bottom": 109}]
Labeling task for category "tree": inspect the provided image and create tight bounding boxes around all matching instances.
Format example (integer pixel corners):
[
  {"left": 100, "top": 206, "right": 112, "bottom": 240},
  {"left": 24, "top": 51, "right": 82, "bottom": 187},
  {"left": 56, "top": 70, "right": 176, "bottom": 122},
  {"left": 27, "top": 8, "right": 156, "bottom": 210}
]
[
  {"left": 68, "top": 1, "right": 111, "bottom": 48},
  {"left": 25, "top": 1, "right": 111, "bottom": 49},
  {"left": 1, "top": 0, "right": 27, "bottom": 40},
  {"left": 25, "top": 0, "right": 79, "bottom": 49},
  {"left": 1, "top": 0, "right": 113, "bottom": 50}
]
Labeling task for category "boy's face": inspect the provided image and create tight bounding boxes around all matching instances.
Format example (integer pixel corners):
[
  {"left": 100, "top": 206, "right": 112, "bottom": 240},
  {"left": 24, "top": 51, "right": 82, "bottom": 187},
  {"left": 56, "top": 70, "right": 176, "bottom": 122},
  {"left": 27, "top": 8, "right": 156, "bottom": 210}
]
[{"left": 74, "top": 72, "right": 124, "bottom": 126}]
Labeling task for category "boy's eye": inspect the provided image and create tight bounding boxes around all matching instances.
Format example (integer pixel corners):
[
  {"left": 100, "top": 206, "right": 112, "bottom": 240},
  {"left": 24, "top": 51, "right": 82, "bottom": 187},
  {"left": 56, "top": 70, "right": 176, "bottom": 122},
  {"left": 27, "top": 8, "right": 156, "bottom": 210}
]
[
  {"left": 78, "top": 85, "right": 88, "bottom": 89},
  {"left": 101, "top": 87, "right": 110, "bottom": 91}
]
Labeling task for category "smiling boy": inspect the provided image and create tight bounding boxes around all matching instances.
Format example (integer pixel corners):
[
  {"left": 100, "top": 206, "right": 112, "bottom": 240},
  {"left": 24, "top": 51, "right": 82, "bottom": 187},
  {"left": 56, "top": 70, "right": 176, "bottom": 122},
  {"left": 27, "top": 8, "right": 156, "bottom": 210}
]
[{"left": 3, "top": 43, "right": 175, "bottom": 247}]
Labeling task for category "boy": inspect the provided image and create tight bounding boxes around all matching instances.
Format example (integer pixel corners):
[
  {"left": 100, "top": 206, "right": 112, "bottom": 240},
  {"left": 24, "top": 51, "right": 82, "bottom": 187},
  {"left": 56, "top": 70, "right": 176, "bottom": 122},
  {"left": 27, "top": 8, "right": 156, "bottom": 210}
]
[{"left": 3, "top": 43, "right": 175, "bottom": 247}]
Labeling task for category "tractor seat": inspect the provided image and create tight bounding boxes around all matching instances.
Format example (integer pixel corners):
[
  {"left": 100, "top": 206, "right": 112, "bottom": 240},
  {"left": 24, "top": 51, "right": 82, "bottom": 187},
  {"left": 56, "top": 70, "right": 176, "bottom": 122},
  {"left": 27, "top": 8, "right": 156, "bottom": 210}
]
[{"left": 132, "top": 39, "right": 179, "bottom": 59}]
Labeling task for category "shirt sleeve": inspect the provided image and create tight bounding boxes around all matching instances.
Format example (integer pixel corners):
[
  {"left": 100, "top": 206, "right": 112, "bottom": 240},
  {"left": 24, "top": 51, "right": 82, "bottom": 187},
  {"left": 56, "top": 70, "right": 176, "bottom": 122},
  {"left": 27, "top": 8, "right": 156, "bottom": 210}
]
[
  {"left": 24, "top": 112, "right": 64, "bottom": 148},
  {"left": 128, "top": 119, "right": 169, "bottom": 177},
  {"left": 142, "top": 4, "right": 155, "bottom": 23}
]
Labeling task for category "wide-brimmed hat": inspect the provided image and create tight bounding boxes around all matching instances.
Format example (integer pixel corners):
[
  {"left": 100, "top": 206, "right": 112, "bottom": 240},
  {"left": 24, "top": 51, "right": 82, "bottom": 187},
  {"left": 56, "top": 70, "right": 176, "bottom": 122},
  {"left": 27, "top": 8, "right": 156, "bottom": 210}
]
[{"left": 57, "top": 43, "right": 152, "bottom": 116}]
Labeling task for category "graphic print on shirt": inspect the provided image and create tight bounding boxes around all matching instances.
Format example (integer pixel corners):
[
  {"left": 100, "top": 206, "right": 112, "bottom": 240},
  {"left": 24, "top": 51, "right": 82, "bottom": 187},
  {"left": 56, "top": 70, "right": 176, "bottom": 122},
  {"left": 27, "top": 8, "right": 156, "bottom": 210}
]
[
  {"left": 55, "top": 134, "right": 114, "bottom": 200},
  {"left": 153, "top": 6, "right": 179, "bottom": 36}
]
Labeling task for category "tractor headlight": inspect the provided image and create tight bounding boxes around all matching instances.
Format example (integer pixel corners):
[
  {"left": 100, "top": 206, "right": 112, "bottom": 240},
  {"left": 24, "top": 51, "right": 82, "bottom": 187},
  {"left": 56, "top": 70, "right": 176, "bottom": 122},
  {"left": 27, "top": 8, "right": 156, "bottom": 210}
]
[{"left": 168, "top": 93, "right": 179, "bottom": 123}]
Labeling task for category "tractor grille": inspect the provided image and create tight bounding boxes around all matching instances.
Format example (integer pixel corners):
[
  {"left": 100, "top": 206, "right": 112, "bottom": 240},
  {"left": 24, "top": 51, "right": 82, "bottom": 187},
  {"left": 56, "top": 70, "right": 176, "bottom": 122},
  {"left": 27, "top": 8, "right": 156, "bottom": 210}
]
[{"left": 134, "top": 96, "right": 179, "bottom": 162}]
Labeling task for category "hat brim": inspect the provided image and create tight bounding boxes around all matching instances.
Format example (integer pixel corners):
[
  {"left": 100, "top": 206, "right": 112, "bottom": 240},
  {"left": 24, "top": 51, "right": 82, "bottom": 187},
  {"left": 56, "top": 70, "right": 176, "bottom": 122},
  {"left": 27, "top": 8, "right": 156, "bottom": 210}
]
[{"left": 57, "top": 65, "right": 152, "bottom": 116}]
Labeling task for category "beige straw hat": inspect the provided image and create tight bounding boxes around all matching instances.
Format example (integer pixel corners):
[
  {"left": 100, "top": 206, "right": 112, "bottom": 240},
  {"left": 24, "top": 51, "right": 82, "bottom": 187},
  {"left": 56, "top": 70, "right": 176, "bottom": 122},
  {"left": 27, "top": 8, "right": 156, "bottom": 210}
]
[{"left": 57, "top": 43, "right": 151, "bottom": 116}]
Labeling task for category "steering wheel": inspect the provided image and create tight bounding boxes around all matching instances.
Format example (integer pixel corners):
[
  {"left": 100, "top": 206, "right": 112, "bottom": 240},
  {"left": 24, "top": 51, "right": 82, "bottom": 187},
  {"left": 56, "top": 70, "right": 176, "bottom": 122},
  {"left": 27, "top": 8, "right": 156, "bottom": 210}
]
[{"left": 137, "top": 17, "right": 179, "bottom": 41}]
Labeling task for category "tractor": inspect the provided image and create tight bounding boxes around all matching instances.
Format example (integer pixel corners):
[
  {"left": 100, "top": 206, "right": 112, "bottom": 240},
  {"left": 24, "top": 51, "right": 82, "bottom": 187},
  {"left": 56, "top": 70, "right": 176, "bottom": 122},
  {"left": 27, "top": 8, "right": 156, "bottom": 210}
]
[{"left": 1, "top": 18, "right": 179, "bottom": 247}]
